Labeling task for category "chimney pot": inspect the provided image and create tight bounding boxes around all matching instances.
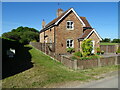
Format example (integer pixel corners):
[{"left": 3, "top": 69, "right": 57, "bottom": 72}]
[
  {"left": 42, "top": 19, "right": 46, "bottom": 28},
  {"left": 57, "top": 8, "right": 63, "bottom": 17}
]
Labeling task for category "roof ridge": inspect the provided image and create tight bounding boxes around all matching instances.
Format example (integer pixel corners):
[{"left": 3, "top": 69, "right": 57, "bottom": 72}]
[{"left": 45, "top": 8, "right": 71, "bottom": 28}]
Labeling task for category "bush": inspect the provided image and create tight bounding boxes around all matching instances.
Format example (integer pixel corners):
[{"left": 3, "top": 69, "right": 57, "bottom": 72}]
[
  {"left": 96, "top": 47, "right": 101, "bottom": 55},
  {"left": 71, "top": 56, "right": 78, "bottom": 60},
  {"left": 79, "top": 55, "right": 100, "bottom": 60},
  {"left": 71, "top": 52, "right": 100, "bottom": 60},
  {"left": 71, "top": 55, "right": 100, "bottom": 60},
  {"left": 81, "top": 39, "right": 93, "bottom": 56},
  {"left": 66, "top": 48, "right": 75, "bottom": 54},
  {"left": 73, "top": 52, "right": 82, "bottom": 57}
]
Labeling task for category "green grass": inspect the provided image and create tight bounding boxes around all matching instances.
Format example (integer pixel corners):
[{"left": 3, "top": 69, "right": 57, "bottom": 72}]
[
  {"left": 100, "top": 42, "right": 118, "bottom": 45},
  {"left": 2, "top": 45, "right": 118, "bottom": 88}
]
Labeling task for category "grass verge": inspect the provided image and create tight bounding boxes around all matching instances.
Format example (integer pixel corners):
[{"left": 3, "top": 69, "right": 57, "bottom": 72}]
[{"left": 2, "top": 45, "right": 118, "bottom": 88}]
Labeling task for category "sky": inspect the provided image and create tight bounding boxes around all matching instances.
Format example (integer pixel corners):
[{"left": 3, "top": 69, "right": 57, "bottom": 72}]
[{"left": 2, "top": 2, "right": 118, "bottom": 39}]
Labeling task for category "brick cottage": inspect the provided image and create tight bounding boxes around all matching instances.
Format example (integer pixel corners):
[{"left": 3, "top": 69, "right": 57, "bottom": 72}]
[{"left": 39, "top": 8, "right": 102, "bottom": 54}]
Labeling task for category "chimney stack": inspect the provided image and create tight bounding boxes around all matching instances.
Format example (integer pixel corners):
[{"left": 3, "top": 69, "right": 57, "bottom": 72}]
[
  {"left": 57, "top": 8, "right": 63, "bottom": 17},
  {"left": 42, "top": 19, "right": 46, "bottom": 28}
]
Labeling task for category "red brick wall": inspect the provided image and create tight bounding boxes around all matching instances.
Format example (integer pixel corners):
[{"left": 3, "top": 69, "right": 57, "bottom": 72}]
[
  {"left": 40, "top": 27, "right": 55, "bottom": 43},
  {"left": 40, "top": 11, "right": 100, "bottom": 54},
  {"left": 55, "top": 11, "right": 83, "bottom": 54},
  {"left": 39, "top": 32, "right": 44, "bottom": 43}
]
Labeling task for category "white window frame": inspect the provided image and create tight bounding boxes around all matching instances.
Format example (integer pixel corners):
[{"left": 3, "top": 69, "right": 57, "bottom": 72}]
[
  {"left": 91, "top": 40, "right": 95, "bottom": 53},
  {"left": 66, "top": 21, "right": 74, "bottom": 30},
  {"left": 66, "top": 39, "right": 74, "bottom": 48}
]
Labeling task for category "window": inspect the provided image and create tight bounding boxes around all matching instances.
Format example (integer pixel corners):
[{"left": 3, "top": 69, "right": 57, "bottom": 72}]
[
  {"left": 66, "top": 21, "right": 74, "bottom": 30},
  {"left": 66, "top": 39, "right": 74, "bottom": 48}
]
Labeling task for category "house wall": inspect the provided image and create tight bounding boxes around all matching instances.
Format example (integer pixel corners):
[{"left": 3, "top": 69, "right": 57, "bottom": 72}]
[
  {"left": 39, "top": 11, "right": 101, "bottom": 54},
  {"left": 40, "top": 27, "right": 55, "bottom": 43},
  {"left": 40, "top": 32, "right": 44, "bottom": 43},
  {"left": 55, "top": 11, "right": 83, "bottom": 54}
]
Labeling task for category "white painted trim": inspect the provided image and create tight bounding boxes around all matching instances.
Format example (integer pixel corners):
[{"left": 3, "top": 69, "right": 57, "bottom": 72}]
[
  {"left": 84, "top": 29, "right": 102, "bottom": 41},
  {"left": 55, "top": 8, "right": 86, "bottom": 27},
  {"left": 91, "top": 40, "right": 95, "bottom": 54},
  {"left": 84, "top": 30, "right": 94, "bottom": 40},
  {"left": 71, "top": 8, "right": 86, "bottom": 27},
  {"left": 93, "top": 29, "right": 102, "bottom": 41}
]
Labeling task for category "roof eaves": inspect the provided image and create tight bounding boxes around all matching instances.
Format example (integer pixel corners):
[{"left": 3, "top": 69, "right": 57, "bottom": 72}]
[
  {"left": 40, "top": 24, "right": 55, "bottom": 33},
  {"left": 55, "top": 8, "right": 86, "bottom": 27}
]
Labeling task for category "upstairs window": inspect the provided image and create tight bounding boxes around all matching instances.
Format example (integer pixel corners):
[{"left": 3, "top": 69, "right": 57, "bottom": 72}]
[
  {"left": 66, "top": 39, "right": 74, "bottom": 48},
  {"left": 66, "top": 21, "right": 74, "bottom": 30}
]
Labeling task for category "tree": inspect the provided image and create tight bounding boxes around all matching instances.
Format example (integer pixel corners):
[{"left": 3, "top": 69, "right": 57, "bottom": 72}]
[
  {"left": 101, "top": 38, "right": 111, "bottom": 42},
  {"left": 111, "top": 39, "right": 120, "bottom": 43},
  {"left": 2, "top": 26, "right": 39, "bottom": 45},
  {"left": 81, "top": 39, "right": 93, "bottom": 57}
]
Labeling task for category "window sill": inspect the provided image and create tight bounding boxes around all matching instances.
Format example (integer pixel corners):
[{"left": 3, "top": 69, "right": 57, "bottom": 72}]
[{"left": 66, "top": 28, "right": 74, "bottom": 30}]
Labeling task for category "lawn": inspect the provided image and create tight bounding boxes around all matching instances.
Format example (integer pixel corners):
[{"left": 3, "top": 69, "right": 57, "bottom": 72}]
[
  {"left": 2, "top": 45, "right": 118, "bottom": 88},
  {"left": 100, "top": 42, "right": 118, "bottom": 45}
]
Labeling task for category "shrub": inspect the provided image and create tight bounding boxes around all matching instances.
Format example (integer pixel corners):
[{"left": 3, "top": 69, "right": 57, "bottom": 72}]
[
  {"left": 79, "top": 55, "right": 100, "bottom": 60},
  {"left": 96, "top": 47, "right": 101, "bottom": 55},
  {"left": 66, "top": 48, "right": 75, "bottom": 54},
  {"left": 71, "top": 56, "right": 78, "bottom": 60},
  {"left": 71, "top": 54, "right": 100, "bottom": 60},
  {"left": 81, "top": 39, "right": 93, "bottom": 56},
  {"left": 73, "top": 52, "right": 82, "bottom": 57},
  {"left": 82, "top": 52, "right": 88, "bottom": 57}
]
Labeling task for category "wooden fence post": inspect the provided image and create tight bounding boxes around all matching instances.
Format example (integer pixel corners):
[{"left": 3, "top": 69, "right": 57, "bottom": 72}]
[
  {"left": 106, "top": 45, "right": 108, "bottom": 53},
  {"left": 98, "top": 58, "right": 101, "bottom": 67}
]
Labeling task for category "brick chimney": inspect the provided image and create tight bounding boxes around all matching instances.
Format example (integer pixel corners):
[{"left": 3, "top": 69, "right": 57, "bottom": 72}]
[
  {"left": 57, "top": 8, "right": 63, "bottom": 17},
  {"left": 42, "top": 19, "right": 46, "bottom": 28}
]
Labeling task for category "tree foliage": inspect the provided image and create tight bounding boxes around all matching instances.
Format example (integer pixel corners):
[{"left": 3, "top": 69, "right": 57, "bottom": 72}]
[
  {"left": 2, "top": 26, "right": 39, "bottom": 44},
  {"left": 101, "top": 38, "right": 111, "bottom": 42},
  {"left": 81, "top": 39, "right": 93, "bottom": 57},
  {"left": 111, "top": 39, "right": 120, "bottom": 43},
  {"left": 101, "top": 38, "right": 120, "bottom": 43}
]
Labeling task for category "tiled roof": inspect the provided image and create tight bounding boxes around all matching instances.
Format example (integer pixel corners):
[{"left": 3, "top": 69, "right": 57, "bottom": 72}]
[
  {"left": 40, "top": 8, "right": 92, "bottom": 33},
  {"left": 80, "top": 17, "right": 91, "bottom": 28},
  {"left": 45, "top": 8, "right": 71, "bottom": 28},
  {"left": 78, "top": 29, "right": 93, "bottom": 39}
]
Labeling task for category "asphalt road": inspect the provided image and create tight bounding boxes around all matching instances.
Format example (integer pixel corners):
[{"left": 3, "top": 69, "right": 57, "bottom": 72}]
[{"left": 75, "top": 75, "right": 118, "bottom": 88}]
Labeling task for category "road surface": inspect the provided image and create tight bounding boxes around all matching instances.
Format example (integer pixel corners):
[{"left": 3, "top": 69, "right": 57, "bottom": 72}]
[{"left": 75, "top": 75, "right": 118, "bottom": 88}]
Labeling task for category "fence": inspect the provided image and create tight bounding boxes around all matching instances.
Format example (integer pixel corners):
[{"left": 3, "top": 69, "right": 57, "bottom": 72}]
[
  {"left": 30, "top": 42, "right": 119, "bottom": 70},
  {"left": 100, "top": 45, "right": 119, "bottom": 53},
  {"left": 60, "top": 56, "right": 119, "bottom": 70},
  {"left": 30, "top": 42, "right": 55, "bottom": 53}
]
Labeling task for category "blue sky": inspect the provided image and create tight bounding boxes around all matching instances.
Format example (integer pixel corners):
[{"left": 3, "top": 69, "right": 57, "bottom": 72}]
[{"left": 2, "top": 2, "right": 118, "bottom": 39}]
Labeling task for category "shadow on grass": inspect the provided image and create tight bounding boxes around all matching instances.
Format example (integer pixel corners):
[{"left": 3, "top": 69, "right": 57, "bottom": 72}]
[{"left": 2, "top": 38, "right": 33, "bottom": 79}]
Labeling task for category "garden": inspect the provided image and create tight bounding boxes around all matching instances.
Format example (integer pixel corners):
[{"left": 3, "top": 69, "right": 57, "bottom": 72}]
[{"left": 66, "top": 39, "right": 120, "bottom": 61}]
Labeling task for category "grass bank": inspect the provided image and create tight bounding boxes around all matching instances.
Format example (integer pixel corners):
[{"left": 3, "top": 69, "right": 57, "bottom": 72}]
[{"left": 2, "top": 45, "right": 118, "bottom": 88}]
